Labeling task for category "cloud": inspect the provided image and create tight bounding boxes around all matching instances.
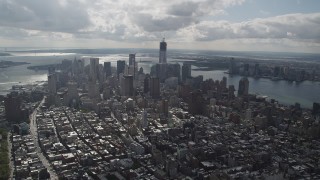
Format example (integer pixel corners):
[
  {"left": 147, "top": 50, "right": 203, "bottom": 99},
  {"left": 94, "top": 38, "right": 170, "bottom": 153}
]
[
  {"left": 0, "top": 0, "right": 91, "bottom": 33},
  {"left": 177, "top": 13, "right": 320, "bottom": 41},
  {"left": 0, "top": 0, "right": 246, "bottom": 41},
  {"left": 130, "top": 0, "right": 245, "bottom": 32},
  {"left": 0, "top": 27, "right": 30, "bottom": 39},
  {"left": 167, "top": 2, "right": 199, "bottom": 17},
  {"left": 0, "top": 0, "right": 319, "bottom": 53},
  {"left": 259, "top": 10, "right": 270, "bottom": 16},
  {"left": 296, "top": 0, "right": 301, "bottom": 5},
  {"left": 131, "top": 13, "right": 196, "bottom": 32}
]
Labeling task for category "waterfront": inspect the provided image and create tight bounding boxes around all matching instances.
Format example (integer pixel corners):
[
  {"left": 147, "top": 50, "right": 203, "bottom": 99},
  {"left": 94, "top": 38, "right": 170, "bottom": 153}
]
[
  {"left": 0, "top": 53, "right": 76, "bottom": 95},
  {"left": 193, "top": 70, "right": 320, "bottom": 108},
  {"left": 0, "top": 50, "right": 319, "bottom": 108}
]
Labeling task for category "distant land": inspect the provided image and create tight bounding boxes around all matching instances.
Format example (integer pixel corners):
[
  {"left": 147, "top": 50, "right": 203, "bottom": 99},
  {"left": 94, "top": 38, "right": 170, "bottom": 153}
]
[
  {"left": 173, "top": 56, "right": 229, "bottom": 71},
  {"left": 0, "top": 52, "right": 11, "bottom": 56},
  {"left": 27, "top": 64, "right": 59, "bottom": 71},
  {"left": 0, "top": 60, "right": 29, "bottom": 68}
]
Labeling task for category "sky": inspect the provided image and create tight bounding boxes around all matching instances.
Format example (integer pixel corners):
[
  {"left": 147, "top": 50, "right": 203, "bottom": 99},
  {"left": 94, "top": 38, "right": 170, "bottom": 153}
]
[{"left": 0, "top": 0, "right": 320, "bottom": 53}]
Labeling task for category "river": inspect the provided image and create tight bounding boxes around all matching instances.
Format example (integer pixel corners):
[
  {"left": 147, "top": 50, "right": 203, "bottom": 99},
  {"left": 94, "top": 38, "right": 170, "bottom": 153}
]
[{"left": 192, "top": 70, "right": 320, "bottom": 108}]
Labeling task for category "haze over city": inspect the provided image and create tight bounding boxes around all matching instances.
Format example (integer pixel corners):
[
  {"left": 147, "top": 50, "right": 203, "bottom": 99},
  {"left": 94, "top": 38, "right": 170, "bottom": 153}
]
[{"left": 0, "top": 0, "right": 320, "bottom": 53}]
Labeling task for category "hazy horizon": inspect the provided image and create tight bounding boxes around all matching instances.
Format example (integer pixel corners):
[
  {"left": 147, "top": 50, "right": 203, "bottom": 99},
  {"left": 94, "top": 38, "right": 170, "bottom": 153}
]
[{"left": 1, "top": 46, "right": 320, "bottom": 56}]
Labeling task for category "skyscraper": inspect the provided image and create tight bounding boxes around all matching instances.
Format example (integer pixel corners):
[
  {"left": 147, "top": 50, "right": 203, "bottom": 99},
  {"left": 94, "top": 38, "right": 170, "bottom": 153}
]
[
  {"left": 67, "top": 81, "right": 79, "bottom": 100},
  {"left": 228, "top": 85, "right": 235, "bottom": 99},
  {"left": 4, "top": 92, "right": 24, "bottom": 123},
  {"left": 72, "top": 58, "right": 85, "bottom": 76},
  {"left": 129, "top": 54, "right": 136, "bottom": 66},
  {"left": 129, "top": 54, "right": 137, "bottom": 78},
  {"left": 182, "top": 63, "right": 192, "bottom": 82},
  {"left": 104, "top": 62, "right": 112, "bottom": 77},
  {"left": 65, "top": 81, "right": 79, "bottom": 106},
  {"left": 313, "top": 102, "right": 320, "bottom": 116},
  {"left": 159, "top": 38, "right": 167, "bottom": 64},
  {"left": 117, "top": 60, "right": 126, "bottom": 76},
  {"left": 61, "top": 59, "right": 72, "bottom": 72},
  {"left": 121, "top": 75, "right": 134, "bottom": 96},
  {"left": 90, "top": 58, "right": 99, "bottom": 82},
  {"left": 48, "top": 74, "right": 57, "bottom": 94},
  {"left": 78, "top": 59, "right": 85, "bottom": 74},
  {"left": 144, "top": 74, "right": 150, "bottom": 93},
  {"left": 48, "top": 66, "right": 55, "bottom": 75},
  {"left": 221, "top": 76, "right": 227, "bottom": 89},
  {"left": 88, "top": 81, "right": 100, "bottom": 99},
  {"left": 238, "top": 77, "right": 249, "bottom": 96},
  {"left": 98, "top": 64, "right": 105, "bottom": 84},
  {"left": 167, "top": 64, "right": 181, "bottom": 81},
  {"left": 150, "top": 77, "right": 160, "bottom": 99},
  {"left": 188, "top": 90, "right": 205, "bottom": 115}
]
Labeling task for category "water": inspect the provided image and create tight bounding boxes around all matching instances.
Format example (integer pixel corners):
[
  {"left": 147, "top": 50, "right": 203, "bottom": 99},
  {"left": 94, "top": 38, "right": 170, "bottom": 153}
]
[
  {"left": 193, "top": 70, "right": 320, "bottom": 108},
  {"left": 0, "top": 53, "right": 77, "bottom": 94},
  {"left": 1, "top": 49, "right": 319, "bottom": 108}
]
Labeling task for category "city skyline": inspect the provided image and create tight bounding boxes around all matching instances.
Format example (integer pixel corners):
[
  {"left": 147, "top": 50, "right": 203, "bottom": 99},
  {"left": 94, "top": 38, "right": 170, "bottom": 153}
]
[{"left": 0, "top": 0, "right": 320, "bottom": 53}]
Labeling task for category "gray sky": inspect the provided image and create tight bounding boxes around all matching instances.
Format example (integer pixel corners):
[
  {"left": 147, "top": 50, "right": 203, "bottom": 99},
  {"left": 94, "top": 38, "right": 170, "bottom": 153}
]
[{"left": 0, "top": 0, "right": 320, "bottom": 53}]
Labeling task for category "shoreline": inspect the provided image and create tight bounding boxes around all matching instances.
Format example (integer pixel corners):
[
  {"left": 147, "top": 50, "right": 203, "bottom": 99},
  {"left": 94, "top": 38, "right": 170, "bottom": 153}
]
[{"left": 0, "top": 60, "right": 30, "bottom": 68}]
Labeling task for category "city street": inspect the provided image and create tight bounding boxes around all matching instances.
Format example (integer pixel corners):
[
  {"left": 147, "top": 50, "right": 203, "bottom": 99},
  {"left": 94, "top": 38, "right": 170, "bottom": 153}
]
[
  {"left": 29, "top": 97, "right": 58, "bottom": 180},
  {"left": 8, "top": 132, "right": 13, "bottom": 179}
]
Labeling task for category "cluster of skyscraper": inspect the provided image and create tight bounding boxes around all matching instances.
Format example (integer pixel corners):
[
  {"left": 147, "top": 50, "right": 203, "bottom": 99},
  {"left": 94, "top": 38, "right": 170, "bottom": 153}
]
[{"left": 44, "top": 38, "right": 253, "bottom": 114}]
